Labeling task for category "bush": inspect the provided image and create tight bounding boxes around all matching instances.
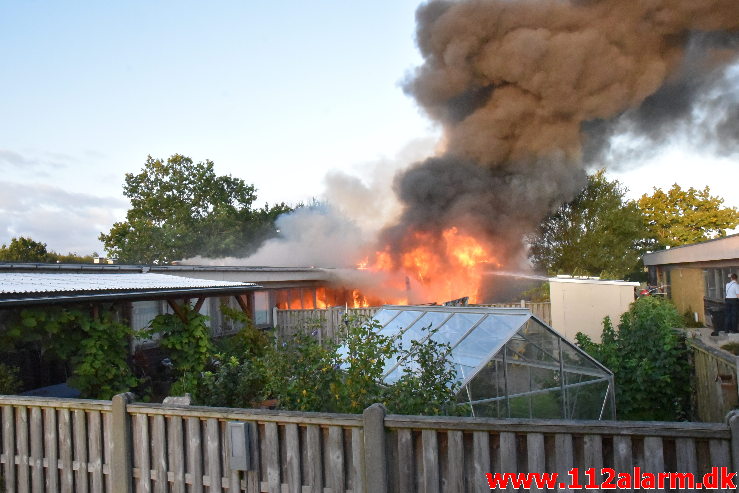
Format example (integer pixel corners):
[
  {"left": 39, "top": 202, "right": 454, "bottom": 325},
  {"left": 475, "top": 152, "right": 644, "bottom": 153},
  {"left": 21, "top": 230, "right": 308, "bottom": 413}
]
[
  {"left": 576, "top": 296, "right": 691, "bottom": 421},
  {"left": 0, "top": 363, "right": 20, "bottom": 395},
  {"left": 178, "top": 315, "right": 460, "bottom": 415}
]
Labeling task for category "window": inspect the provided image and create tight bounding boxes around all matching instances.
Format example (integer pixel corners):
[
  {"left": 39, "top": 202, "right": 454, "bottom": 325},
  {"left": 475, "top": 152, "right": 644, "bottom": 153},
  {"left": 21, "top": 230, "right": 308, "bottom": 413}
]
[{"left": 253, "top": 291, "right": 271, "bottom": 326}]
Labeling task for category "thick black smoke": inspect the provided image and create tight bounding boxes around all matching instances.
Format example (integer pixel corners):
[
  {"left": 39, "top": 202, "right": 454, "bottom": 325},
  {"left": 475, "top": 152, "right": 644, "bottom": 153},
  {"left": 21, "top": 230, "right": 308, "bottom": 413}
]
[{"left": 381, "top": 0, "right": 739, "bottom": 266}]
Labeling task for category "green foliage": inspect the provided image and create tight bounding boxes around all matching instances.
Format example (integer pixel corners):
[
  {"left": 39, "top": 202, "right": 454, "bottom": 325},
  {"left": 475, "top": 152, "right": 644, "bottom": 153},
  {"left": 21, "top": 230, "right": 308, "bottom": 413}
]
[
  {"left": 5, "top": 307, "right": 137, "bottom": 399},
  {"left": 147, "top": 304, "right": 213, "bottom": 375},
  {"left": 263, "top": 333, "right": 341, "bottom": 412},
  {"left": 638, "top": 184, "right": 739, "bottom": 248},
  {"left": 0, "top": 363, "right": 21, "bottom": 394},
  {"left": 576, "top": 297, "right": 691, "bottom": 421},
  {"left": 179, "top": 316, "right": 460, "bottom": 416},
  {"left": 0, "top": 236, "right": 94, "bottom": 264},
  {"left": 385, "top": 327, "right": 459, "bottom": 415},
  {"left": 528, "top": 170, "right": 651, "bottom": 280},
  {"left": 519, "top": 282, "right": 550, "bottom": 302},
  {"left": 336, "top": 316, "right": 397, "bottom": 413},
  {"left": 99, "top": 154, "right": 292, "bottom": 263}
]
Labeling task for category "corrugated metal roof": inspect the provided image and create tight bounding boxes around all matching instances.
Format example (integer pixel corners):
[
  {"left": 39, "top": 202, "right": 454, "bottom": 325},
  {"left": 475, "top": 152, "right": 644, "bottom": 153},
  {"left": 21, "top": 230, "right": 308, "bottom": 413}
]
[{"left": 0, "top": 273, "right": 255, "bottom": 295}]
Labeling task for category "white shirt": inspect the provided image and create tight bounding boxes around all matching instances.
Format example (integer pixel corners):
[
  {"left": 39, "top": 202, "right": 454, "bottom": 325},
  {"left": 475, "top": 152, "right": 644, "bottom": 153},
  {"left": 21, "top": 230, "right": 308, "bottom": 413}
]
[{"left": 727, "top": 280, "right": 739, "bottom": 299}]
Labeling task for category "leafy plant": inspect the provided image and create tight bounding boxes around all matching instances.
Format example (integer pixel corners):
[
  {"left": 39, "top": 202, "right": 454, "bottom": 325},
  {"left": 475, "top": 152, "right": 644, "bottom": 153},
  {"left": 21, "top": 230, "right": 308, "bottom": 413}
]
[
  {"left": 385, "top": 327, "right": 459, "bottom": 415},
  {"left": 576, "top": 296, "right": 691, "bottom": 421},
  {"left": 0, "top": 363, "right": 21, "bottom": 395},
  {"left": 147, "top": 304, "right": 212, "bottom": 374},
  {"left": 6, "top": 306, "right": 137, "bottom": 399}
]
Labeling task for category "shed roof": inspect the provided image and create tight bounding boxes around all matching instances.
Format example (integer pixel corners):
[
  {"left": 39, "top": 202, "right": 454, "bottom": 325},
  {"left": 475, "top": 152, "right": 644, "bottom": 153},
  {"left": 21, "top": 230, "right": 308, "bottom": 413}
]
[
  {"left": 643, "top": 233, "right": 739, "bottom": 266},
  {"left": 0, "top": 273, "right": 258, "bottom": 306}
]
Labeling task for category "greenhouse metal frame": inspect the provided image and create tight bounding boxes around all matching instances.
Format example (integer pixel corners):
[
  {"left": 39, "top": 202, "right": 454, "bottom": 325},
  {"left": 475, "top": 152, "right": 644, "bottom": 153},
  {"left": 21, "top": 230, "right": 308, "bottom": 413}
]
[{"left": 371, "top": 305, "right": 616, "bottom": 420}]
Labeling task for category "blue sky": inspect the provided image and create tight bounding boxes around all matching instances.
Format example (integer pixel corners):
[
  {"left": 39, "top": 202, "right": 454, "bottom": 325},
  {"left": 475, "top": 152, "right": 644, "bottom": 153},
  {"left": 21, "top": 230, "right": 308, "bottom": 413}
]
[{"left": 1, "top": 1, "right": 736, "bottom": 254}]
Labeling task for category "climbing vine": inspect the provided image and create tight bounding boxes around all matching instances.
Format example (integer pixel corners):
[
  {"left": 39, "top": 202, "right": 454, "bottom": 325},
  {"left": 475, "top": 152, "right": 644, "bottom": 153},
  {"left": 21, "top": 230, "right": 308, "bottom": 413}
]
[
  {"left": 5, "top": 306, "right": 138, "bottom": 399},
  {"left": 146, "top": 303, "right": 212, "bottom": 393}
]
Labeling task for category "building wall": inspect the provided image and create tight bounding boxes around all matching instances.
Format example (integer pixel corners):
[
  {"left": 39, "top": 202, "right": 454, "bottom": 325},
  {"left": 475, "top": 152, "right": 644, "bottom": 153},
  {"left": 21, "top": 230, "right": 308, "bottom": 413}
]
[
  {"left": 550, "top": 279, "right": 638, "bottom": 342},
  {"left": 669, "top": 267, "right": 706, "bottom": 323}
]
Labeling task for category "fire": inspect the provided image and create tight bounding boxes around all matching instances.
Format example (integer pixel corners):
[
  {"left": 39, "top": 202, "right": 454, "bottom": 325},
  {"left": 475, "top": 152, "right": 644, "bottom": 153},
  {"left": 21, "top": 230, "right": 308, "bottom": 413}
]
[{"left": 352, "top": 226, "right": 498, "bottom": 305}]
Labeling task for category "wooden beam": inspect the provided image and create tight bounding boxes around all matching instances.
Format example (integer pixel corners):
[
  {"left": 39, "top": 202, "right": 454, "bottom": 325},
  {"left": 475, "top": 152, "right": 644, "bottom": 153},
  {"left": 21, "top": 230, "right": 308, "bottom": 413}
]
[
  {"left": 193, "top": 297, "right": 206, "bottom": 313},
  {"left": 167, "top": 299, "right": 188, "bottom": 324},
  {"left": 235, "top": 294, "right": 250, "bottom": 316}
]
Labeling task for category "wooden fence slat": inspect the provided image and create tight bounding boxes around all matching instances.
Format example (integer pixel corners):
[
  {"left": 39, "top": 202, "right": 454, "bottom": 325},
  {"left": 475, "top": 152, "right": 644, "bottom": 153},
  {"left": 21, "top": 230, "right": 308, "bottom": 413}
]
[
  {"left": 73, "top": 410, "right": 88, "bottom": 493},
  {"left": 554, "top": 434, "right": 573, "bottom": 493},
  {"left": 327, "top": 426, "right": 344, "bottom": 493},
  {"left": 59, "top": 409, "right": 73, "bottom": 493},
  {"left": 305, "top": 425, "right": 321, "bottom": 493},
  {"left": 351, "top": 428, "right": 365, "bottom": 493},
  {"left": 30, "top": 407, "right": 43, "bottom": 493},
  {"left": 264, "top": 422, "right": 279, "bottom": 493},
  {"left": 473, "top": 431, "right": 491, "bottom": 493},
  {"left": 709, "top": 438, "right": 731, "bottom": 467},
  {"left": 643, "top": 436, "right": 664, "bottom": 476},
  {"left": 526, "top": 433, "right": 545, "bottom": 493},
  {"left": 284, "top": 423, "right": 300, "bottom": 493},
  {"left": 583, "top": 435, "right": 603, "bottom": 487},
  {"left": 675, "top": 438, "right": 698, "bottom": 493},
  {"left": 612, "top": 435, "right": 632, "bottom": 493},
  {"left": 103, "top": 413, "right": 112, "bottom": 492},
  {"left": 446, "top": 430, "right": 464, "bottom": 493},
  {"left": 187, "top": 418, "right": 204, "bottom": 493},
  {"left": 421, "top": 430, "right": 440, "bottom": 493},
  {"left": 245, "top": 422, "right": 259, "bottom": 493},
  {"left": 168, "top": 416, "right": 186, "bottom": 493},
  {"left": 152, "top": 415, "right": 169, "bottom": 493},
  {"left": 396, "top": 429, "right": 413, "bottom": 493},
  {"left": 87, "top": 411, "right": 103, "bottom": 493},
  {"left": 17, "top": 406, "right": 30, "bottom": 493},
  {"left": 206, "top": 419, "right": 222, "bottom": 493},
  {"left": 44, "top": 408, "right": 59, "bottom": 493},
  {"left": 2, "top": 405, "right": 16, "bottom": 493},
  {"left": 135, "top": 414, "right": 152, "bottom": 493}
]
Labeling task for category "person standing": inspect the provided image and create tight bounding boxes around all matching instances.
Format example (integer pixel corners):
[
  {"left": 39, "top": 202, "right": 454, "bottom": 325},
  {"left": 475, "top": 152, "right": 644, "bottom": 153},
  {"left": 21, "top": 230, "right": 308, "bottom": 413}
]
[{"left": 726, "top": 273, "right": 739, "bottom": 333}]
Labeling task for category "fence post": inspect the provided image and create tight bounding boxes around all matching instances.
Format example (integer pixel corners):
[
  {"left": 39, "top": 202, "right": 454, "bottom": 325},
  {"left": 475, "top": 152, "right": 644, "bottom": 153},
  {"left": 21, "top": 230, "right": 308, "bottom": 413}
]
[
  {"left": 111, "top": 393, "right": 135, "bottom": 493},
  {"left": 729, "top": 410, "right": 739, "bottom": 475},
  {"left": 363, "top": 404, "right": 387, "bottom": 493}
]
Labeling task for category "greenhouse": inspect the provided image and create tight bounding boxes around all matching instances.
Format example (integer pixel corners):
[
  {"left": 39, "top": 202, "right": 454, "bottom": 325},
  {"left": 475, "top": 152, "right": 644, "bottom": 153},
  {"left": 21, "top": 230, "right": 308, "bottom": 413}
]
[{"left": 372, "top": 305, "right": 615, "bottom": 420}]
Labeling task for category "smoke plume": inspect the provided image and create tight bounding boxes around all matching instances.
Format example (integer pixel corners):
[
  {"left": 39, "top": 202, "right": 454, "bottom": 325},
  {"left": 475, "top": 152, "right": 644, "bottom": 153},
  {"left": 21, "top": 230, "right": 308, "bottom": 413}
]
[{"left": 383, "top": 0, "right": 739, "bottom": 266}]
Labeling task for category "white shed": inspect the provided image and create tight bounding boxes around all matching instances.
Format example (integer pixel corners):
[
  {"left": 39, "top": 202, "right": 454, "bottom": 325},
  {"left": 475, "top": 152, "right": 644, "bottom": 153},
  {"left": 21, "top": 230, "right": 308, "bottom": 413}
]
[{"left": 549, "top": 276, "right": 639, "bottom": 342}]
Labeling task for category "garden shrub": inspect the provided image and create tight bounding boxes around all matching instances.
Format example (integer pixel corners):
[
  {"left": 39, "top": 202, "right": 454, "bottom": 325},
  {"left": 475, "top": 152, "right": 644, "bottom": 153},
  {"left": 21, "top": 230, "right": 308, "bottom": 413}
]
[{"left": 576, "top": 296, "right": 691, "bottom": 421}]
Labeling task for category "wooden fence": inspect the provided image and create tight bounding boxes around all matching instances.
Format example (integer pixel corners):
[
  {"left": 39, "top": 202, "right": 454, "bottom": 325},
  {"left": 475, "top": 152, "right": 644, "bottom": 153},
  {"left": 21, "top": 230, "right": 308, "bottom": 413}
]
[
  {"left": 274, "top": 303, "right": 552, "bottom": 343},
  {"left": 2, "top": 394, "right": 738, "bottom": 493},
  {"left": 473, "top": 302, "right": 552, "bottom": 326},
  {"left": 689, "top": 337, "right": 739, "bottom": 423},
  {"left": 274, "top": 307, "right": 379, "bottom": 343}
]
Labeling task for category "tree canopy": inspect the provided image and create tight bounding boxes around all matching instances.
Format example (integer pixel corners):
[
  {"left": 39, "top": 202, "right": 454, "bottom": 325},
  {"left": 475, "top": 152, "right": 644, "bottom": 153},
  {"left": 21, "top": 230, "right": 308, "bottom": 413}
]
[
  {"left": 0, "top": 237, "right": 94, "bottom": 264},
  {"left": 527, "top": 170, "right": 650, "bottom": 280},
  {"left": 99, "top": 154, "right": 292, "bottom": 263},
  {"left": 637, "top": 184, "right": 739, "bottom": 248}
]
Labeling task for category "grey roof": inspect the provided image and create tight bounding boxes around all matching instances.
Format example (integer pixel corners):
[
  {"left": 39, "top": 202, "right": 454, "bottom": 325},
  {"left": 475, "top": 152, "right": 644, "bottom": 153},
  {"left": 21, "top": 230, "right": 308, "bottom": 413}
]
[
  {"left": 0, "top": 262, "right": 329, "bottom": 274},
  {"left": 0, "top": 273, "right": 259, "bottom": 307},
  {"left": 0, "top": 273, "right": 253, "bottom": 294},
  {"left": 643, "top": 233, "right": 739, "bottom": 266}
]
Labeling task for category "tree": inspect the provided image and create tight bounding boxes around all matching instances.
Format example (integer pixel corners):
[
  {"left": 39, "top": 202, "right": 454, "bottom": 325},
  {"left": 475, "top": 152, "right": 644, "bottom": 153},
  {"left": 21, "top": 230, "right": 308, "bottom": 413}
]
[
  {"left": 99, "top": 154, "right": 292, "bottom": 263},
  {"left": 527, "top": 170, "right": 651, "bottom": 280},
  {"left": 0, "top": 237, "right": 50, "bottom": 262},
  {"left": 0, "top": 237, "right": 95, "bottom": 264},
  {"left": 576, "top": 297, "right": 691, "bottom": 421},
  {"left": 637, "top": 184, "right": 739, "bottom": 248}
]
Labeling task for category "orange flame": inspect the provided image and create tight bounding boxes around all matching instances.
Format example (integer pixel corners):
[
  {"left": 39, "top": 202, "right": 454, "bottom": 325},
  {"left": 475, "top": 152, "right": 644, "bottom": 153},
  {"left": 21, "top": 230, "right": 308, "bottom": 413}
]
[{"left": 352, "top": 227, "right": 499, "bottom": 305}]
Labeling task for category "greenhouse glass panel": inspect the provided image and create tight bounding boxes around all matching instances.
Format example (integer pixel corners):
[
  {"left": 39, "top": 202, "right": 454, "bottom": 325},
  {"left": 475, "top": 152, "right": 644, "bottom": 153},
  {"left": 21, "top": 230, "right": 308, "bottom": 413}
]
[
  {"left": 429, "top": 312, "right": 485, "bottom": 347},
  {"left": 378, "top": 310, "right": 424, "bottom": 335},
  {"left": 373, "top": 308, "right": 402, "bottom": 327},
  {"left": 362, "top": 305, "right": 615, "bottom": 420}
]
